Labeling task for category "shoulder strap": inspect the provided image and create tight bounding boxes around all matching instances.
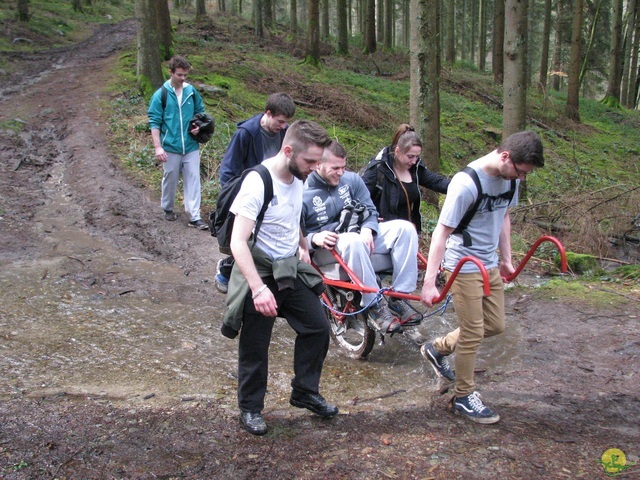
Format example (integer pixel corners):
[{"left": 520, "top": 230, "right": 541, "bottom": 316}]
[
  {"left": 161, "top": 86, "right": 167, "bottom": 110},
  {"left": 453, "top": 166, "right": 483, "bottom": 247},
  {"left": 251, "top": 164, "right": 274, "bottom": 243}
]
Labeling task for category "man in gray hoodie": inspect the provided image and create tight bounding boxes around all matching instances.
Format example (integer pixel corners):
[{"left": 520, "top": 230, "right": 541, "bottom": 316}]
[{"left": 302, "top": 141, "right": 422, "bottom": 336}]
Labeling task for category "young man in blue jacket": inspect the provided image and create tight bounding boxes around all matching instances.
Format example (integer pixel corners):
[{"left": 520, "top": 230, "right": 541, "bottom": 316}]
[
  {"left": 215, "top": 93, "right": 296, "bottom": 292},
  {"left": 148, "top": 56, "right": 208, "bottom": 230},
  {"left": 302, "top": 141, "right": 422, "bottom": 339}
]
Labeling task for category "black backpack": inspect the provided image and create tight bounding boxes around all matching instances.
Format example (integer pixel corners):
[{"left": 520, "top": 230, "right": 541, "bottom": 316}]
[
  {"left": 453, "top": 166, "right": 517, "bottom": 247},
  {"left": 209, "top": 164, "right": 273, "bottom": 255}
]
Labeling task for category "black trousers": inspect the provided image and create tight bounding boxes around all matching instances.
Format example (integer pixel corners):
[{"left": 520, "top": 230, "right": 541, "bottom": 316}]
[{"left": 237, "top": 276, "right": 330, "bottom": 413}]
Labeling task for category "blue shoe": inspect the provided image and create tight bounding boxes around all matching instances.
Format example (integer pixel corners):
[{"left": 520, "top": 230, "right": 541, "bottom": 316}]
[
  {"left": 452, "top": 391, "right": 500, "bottom": 424},
  {"left": 215, "top": 259, "right": 229, "bottom": 294},
  {"left": 421, "top": 343, "right": 455, "bottom": 381}
]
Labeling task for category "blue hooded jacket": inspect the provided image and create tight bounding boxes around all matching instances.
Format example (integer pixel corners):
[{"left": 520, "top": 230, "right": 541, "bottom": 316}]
[
  {"left": 219, "top": 114, "right": 287, "bottom": 185},
  {"left": 148, "top": 80, "right": 204, "bottom": 155}
]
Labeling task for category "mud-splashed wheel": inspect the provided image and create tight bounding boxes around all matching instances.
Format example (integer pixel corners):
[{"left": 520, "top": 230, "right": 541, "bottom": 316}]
[{"left": 322, "top": 286, "right": 375, "bottom": 359}]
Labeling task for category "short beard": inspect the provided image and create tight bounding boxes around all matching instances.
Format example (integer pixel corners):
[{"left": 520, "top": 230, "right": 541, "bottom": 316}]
[{"left": 288, "top": 156, "right": 307, "bottom": 180}]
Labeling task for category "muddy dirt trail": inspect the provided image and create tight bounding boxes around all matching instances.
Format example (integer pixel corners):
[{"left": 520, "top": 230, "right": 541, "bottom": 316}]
[{"left": 0, "top": 20, "right": 639, "bottom": 480}]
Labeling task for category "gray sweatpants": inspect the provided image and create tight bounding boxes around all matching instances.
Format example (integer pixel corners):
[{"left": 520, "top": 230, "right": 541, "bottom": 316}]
[
  {"left": 160, "top": 150, "right": 202, "bottom": 221},
  {"left": 313, "top": 219, "right": 419, "bottom": 307}
]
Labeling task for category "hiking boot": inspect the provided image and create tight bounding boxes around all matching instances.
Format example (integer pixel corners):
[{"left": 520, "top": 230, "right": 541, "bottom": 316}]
[
  {"left": 188, "top": 219, "right": 209, "bottom": 230},
  {"left": 215, "top": 259, "right": 229, "bottom": 294},
  {"left": 452, "top": 391, "right": 500, "bottom": 424},
  {"left": 421, "top": 343, "right": 455, "bottom": 381},
  {"left": 368, "top": 301, "right": 399, "bottom": 333},
  {"left": 388, "top": 298, "right": 422, "bottom": 324},
  {"left": 164, "top": 210, "right": 178, "bottom": 221}
]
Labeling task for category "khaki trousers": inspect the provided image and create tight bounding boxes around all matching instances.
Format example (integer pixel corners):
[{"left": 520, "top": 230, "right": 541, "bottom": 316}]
[{"left": 432, "top": 268, "right": 505, "bottom": 397}]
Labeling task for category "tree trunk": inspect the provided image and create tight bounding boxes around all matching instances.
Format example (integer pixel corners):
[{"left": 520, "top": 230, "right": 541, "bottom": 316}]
[
  {"left": 377, "top": 0, "right": 384, "bottom": 44},
  {"left": 446, "top": 0, "right": 456, "bottom": 64},
  {"left": 410, "top": 0, "right": 441, "bottom": 207},
  {"left": 551, "top": 0, "right": 562, "bottom": 91},
  {"left": 627, "top": 5, "right": 640, "bottom": 107},
  {"left": 579, "top": 0, "right": 604, "bottom": 87},
  {"left": 621, "top": 0, "right": 638, "bottom": 106},
  {"left": 263, "top": 0, "right": 273, "bottom": 28},
  {"left": 493, "top": 0, "right": 504, "bottom": 84},
  {"left": 290, "top": 0, "right": 297, "bottom": 35},
  {"left": 136, "top": 0, "right": 164, "bottom": 91},
  {"left": 195, "top": 0, "right": 206, "bottom": 17},
  {"left": 565, "top": 0, "right": 583, "bottom": 121},
  {"left": 17, "top": 0, "right": 29, "bottom": 21},
  {"left": 157, "top": 0, "right": 173, "bottom": 61},
  {"left": 321, "top": 0, "right": 330, "bottom": 40},
  {"left": 460, "top": 0, "right": 467, "bottom": 61},
  {"left": 254, "top": 0, "right": 264, "bottom": 37},
  {"left": 337, "top": 0, "right": 349, "bottom": 53},
  {"left": 363, "top": 0, "right": 377, "bottom": 53},
  {"left": 603, "top": 0, "right": 624, "bottom": 105},
  {"left": 470, "top": 0, "right": 478, "bottom": 64},
  {"left": 479, "top": 0, "right": 487, "bottom": 70},
  {"left": 73, "top": 0, "right": 83, "bottom": 12},
  {"left": 307, "top": 0, "right": 321, "bottom": 65},
  {"left": 403, "top": 0, "right": 410, "bottom": 47},
  {"left": 538, "top": 0, "right": 551, "bottom": 92},
  {"left": 503, "top": 0, "right": 528, "bottom": 138},
  {"left": 384, "top": 0, "right": 393, "bottom": 50}
]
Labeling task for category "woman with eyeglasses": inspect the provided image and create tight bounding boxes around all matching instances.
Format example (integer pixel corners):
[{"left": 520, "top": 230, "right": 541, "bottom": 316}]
[{"left": 360, "top": 124, "right": 450, "bottom": 234}]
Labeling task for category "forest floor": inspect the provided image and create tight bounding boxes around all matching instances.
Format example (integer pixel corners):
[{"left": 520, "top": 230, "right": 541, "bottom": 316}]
[{"left": 0, "top": 19, "right": 639, "bottom": 480}]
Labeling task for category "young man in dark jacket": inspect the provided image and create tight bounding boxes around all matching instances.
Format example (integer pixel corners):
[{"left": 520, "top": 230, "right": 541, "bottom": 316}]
[{"left": 215, "top": 93, "right": 296, "bottom": 292}]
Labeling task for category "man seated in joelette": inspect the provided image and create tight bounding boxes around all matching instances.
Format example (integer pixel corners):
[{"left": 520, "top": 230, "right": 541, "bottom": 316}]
[{"left": 302, "top": 140, "right": 422, "bottom": 339}]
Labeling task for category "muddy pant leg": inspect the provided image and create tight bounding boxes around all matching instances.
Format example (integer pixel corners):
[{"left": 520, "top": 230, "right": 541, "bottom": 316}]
[
  {"left": 334, "top": 232, "right": 379, "bottom": 307},
  {"left": 181, "top": 149, "right": 202, "bottom": 221},
  {"left": 373, "top": 219, "right": 419, "bottom": 293},
  {"left": 279, "top": 279, "right": 330, "bottom": 394},
  {"left": 160, "top": 152, "right": 183, "bottom": 213},
  {"left": 238, "top": 297, "right": 276, "bottom": 413}
]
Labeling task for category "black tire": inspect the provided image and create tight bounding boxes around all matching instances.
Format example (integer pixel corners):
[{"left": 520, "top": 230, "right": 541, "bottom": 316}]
[{"left": 322, "top": 287, "right": 376, "bottom": 359}]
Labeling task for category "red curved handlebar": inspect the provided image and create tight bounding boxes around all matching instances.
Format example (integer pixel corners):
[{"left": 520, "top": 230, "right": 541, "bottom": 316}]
[
  {"left": 314, "top": 250, "right": 490, "bottom": 305},
  {"left": 501, "top": 235, "right": 568, "bottom": 283}
]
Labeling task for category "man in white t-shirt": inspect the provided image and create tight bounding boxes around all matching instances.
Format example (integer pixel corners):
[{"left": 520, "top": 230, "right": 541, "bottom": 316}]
[
  {"left": 420, "top": 131, "right": 545, "bottom": 424},
  {"left": 226, "top": 120, "right": 336, "bottom": 436}
]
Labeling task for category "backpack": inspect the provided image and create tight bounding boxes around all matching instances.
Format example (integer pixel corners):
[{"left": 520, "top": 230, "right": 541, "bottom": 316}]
[
  {"left": 209, "top": 164, "right": 273, "bottom": 255},
  {"left": 453, "top": 166, "right": 517, "bottom": 247}
]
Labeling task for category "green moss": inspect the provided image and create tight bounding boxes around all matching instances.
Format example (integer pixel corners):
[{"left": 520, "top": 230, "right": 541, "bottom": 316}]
[
  {"left": 613, "top": 264, "right": 640, "bottom": 280},
  {"left": 559, "top": 252, "right": 598, "bottom": 275}
]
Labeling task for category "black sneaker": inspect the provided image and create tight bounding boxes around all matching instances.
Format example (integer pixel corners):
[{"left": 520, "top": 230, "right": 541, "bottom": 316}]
[
  {"left": 452, "top": 391, "right": 500, "bottom": 424},
  {"left": 164, "top": 210, "right": 178, "bottom": 221},
  {"left": 368, "top": 301, "right": 399, "bottom": 333},
  {"left": 421, "top": 343, "right": 455, "bottom": 381},
  {"left": 388, "top": 298, "right": 422, "bottom": 324},
  {"left": 188, "top": 219, "right": 209, "bottom": 230}
]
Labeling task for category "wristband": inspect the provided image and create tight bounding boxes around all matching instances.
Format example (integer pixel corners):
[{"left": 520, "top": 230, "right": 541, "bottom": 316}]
[{"left": 252, "top": 284, "right": 268, "bottom": 300}]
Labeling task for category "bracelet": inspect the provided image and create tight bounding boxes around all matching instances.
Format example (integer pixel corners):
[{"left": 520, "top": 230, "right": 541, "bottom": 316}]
[{"left": 252, "top": 284, "right": 268, "bottom": 300}]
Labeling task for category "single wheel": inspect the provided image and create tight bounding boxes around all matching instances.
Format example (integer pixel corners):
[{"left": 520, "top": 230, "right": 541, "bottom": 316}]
[{"left": 322, "top": 286, "right": 375, "bottom": 359}]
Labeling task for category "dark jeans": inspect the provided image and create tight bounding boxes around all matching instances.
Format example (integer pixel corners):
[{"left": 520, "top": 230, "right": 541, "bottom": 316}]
[{"left": 237, "top": 276, "right": 330, "bottom": 413}]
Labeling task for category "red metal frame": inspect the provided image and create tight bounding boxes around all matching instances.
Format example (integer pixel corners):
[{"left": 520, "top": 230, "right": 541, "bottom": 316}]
[
  {"left": 312, "top": 249, "right": 491, "bottom": 305},
  {"left": 501, "top": 235, "right": 568, "bottom": 282},
  {"left": 312, "top": 235, "right": 567, "bottom": 307}
]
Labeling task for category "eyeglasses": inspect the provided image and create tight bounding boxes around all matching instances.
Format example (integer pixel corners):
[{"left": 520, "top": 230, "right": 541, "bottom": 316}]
[{"left": 511, "top": 158, "right": 532, "bottom": 178}]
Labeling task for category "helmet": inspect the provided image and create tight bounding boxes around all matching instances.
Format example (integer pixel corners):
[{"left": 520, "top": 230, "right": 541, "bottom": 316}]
[{"left": 190, "top": 113, "right": 215, "bottom": 144}]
